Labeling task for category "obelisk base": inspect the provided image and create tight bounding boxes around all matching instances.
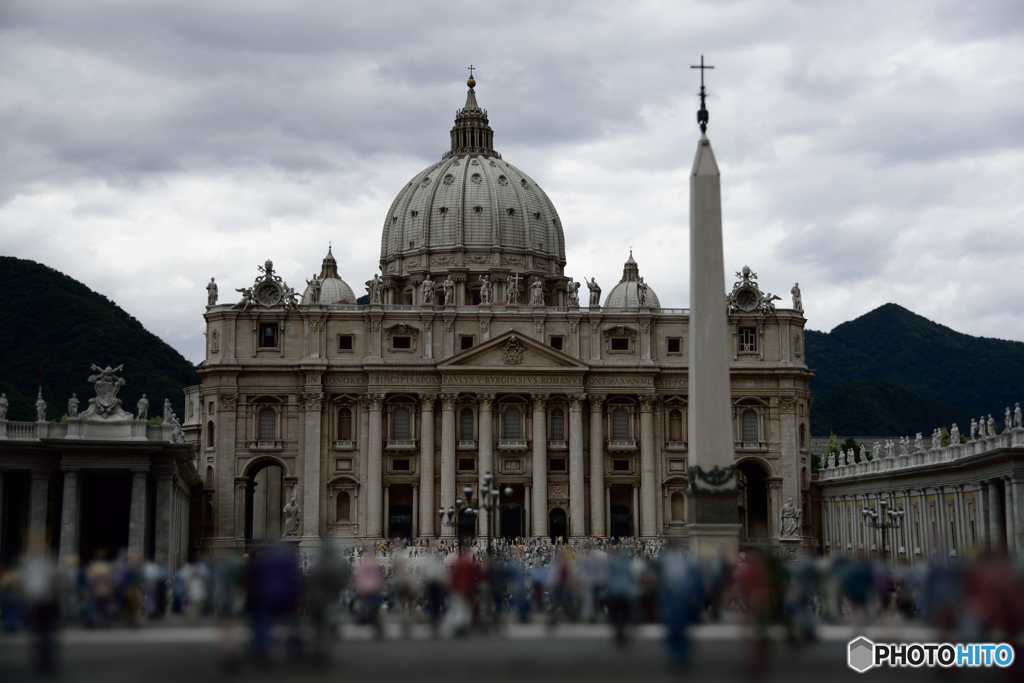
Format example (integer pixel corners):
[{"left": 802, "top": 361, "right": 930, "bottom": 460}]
[{"left": 688, "top": 491, "right": 741, "bottom": 559}]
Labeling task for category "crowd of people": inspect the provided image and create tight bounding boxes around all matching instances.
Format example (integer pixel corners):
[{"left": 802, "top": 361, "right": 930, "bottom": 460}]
[{"left": 3, "top": 537, "right": 1024, "bottom": 670}]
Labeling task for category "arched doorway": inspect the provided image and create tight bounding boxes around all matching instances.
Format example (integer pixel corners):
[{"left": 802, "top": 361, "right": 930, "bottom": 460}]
[
  {"left": 549, "top": 507, "right": 567, "bottom": 543},
  {"left": 737, "top": 460, "right": 769, "bottom": 540},
  {"left": 244, "top": 460, "right": 286, "bottom": 541}
]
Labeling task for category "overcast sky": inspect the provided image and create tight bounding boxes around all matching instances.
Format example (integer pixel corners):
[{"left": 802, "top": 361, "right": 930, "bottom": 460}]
[{"left": 2, "top": 0, "right": 1023, "bottom": 364}]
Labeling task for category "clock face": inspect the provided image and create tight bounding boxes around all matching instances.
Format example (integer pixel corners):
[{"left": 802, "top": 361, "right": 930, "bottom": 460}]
[
  {"left": 736, "top": 288, "right": 758, "bottom": 311},
  {"left": 256, "top": 282, "right": 282, "bottom": 306}
]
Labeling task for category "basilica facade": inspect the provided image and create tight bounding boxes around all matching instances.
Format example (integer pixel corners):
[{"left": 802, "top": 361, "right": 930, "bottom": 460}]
[{"left": 185, "top": 77, "right": 814, "bottom": 557}]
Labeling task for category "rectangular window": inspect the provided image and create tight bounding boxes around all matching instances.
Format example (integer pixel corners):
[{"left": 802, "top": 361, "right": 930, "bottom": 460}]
[
  {"left": 739, "top": 327, "right": 757, "bottom": 353},
  {"left": 392, "top": 408, "right": 410, "bottom": 439},
  {"left": 392, "top": 336, "right": 412, "bottom": 350},
  {"left": 667, "top": 338, "right": 682, "bottom": 354},
  {"left": 613, "top": 459, "right": 630, "bottom": 471},
  {"left": 258, "top": 409, "right": 275, "bottom": 441},
  {"left": 458, "top": 458, "right": 475, "bottom": 472},
  {"left": 549, "top": 458, "right": 566, "bottom": 471},
  {"left": 460, "top": 411, "right": 474, "bottom": 440},
  {"left": 549, "top": 336, "right": 564, "bottom": 351},
  {"left": 503, "top": 410, "right": 521, "bottom": 439},
  {"left": 259, "top": 323, "right": 278, "bottom": 348},
  {"left": 338, "top": 335, "right": 354, "bottom": 351},
  {"left": 550, "top": 414, "right": 564, "bottom": 440},
  {"left": 392, "top": 459, "right": 410, "bottom": 471},
  {"left": 460, "top": 335, "right": 474, "bottom": 351},
  {"left": 610, "top": 337, "right": 629, "bottom": 351}
]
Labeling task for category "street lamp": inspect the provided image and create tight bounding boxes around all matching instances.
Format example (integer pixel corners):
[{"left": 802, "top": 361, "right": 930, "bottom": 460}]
[
  {"left": 439, "top": 485, "right": 476, "bottom": 548},
  {"left": 862, "top": 499, "right": 905, "bottom": 571},
  {"left": 438, "top": 475, "right": 512, "bottom": 557}
]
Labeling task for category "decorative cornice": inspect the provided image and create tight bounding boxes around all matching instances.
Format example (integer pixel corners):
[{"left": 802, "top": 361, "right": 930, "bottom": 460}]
[
  {"left": 440, "top": 393, "right": 460, "bottom": 411},
  {"left": 568, "top": 394, "right": 585, "bottom": 411},
  {"left": 300, "top": 392, "right": 324, "bottom": 411},
  {"left": 777, "top": 396, "right": 797, "bottom": 413},
  {"left": 587, "top": 394, "right": 606, "bottom": 411},
  {"left": 638, "top": 395, "right": 659, "bottom": 412},
  {"left": 366, "top": 393, "right": 386, "bottom": 411},
  {"left": 530, "top": 393, "right": 549, "bottom": 411},
  {"left": 477, "top": 393, "right": 496, "bottom": 410},
  {"left": 419, "top": 393, "right": 438, "bottom": 411},
  {"left": 219, "top": 394, "right": 238, "bottom": 411}
]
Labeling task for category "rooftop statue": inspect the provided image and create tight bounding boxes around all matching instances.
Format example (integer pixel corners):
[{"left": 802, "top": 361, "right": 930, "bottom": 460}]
[
  {"left": 137, "top": 394, "right": 149, "bottom": 420},
  {"left": 1005, "top": 408, "right": 1012, "bottom": 433},
  {"left": 421, "top": 275, "right": 435, "bottom": 305},
  {"left": 68, "top": 393, "right": 79, "bottom": 418},
  {"left": 587, "top": 277, "right": 601, "bottom": 307},
  {"left": 0, "top": 393, "right": 8, "bottom": 420},
  {"left": 235, "top": 286, "right": 255, "bottom": 310},
  {"left": 637, "top": 277, "right": 648, "bottom": 307},
  {"left": 1016, "top": 402, "right": 1022, "bottom": 429},
  {"left": 79, "top": 364, "right": 132, "bottom": 420},
  {"left": 970, "top": 419, "right": 977, "bottom": 441},
  {"left": 207, "top": 277, "right": 218, "bottom": 307},
  {"left": 950, "top": 423, "right": 960, "bottom": 444},
  {"left": 915, "top": 432, "right": 923, "bottom": 451},
  {"left": 505, "top": 274, "right": 521, "bottom": 306},
  {"left": 478, "top": 275, "right": 492, "bottom": 304},
  {"left": 529, "top": 277, "right": 544, "bottom": 306},
  {"left": 35, "top": 388, "right": 47, "bottom": 422},
  {"left": 306, "top": 274, "right": 322, "bottom": 304},
  {"left": 566, "top": 279, "right": 580, "bottom": 306},
  {"left": 791, "top": 282, "right": 803, "bottom": 313},
  {"left": 444, "top": 274, "right": 455, "bottom": 306}
]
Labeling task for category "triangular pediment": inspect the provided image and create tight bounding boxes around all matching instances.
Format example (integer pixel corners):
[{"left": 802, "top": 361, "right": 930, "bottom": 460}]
[{"left": 438, "top": 331, "right": 588, "bottom": 371}]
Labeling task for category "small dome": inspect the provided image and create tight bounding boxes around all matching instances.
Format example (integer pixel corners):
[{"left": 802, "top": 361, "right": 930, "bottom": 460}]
[
  {"left": 603, "top": 251, "right": 660, "bottom": 309},
  {"left": 302, "top": 247, "right": 356, "bottom": 305}
]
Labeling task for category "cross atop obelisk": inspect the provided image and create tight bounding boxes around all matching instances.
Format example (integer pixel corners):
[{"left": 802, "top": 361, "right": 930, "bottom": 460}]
[{"left": 690, "top": 55, "right": 714, "bottom": 134}]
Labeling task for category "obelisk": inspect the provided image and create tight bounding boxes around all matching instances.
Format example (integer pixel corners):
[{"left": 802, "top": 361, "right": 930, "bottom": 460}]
[{"left": 687, "top": 57, "right": 741, "bottom": 558}]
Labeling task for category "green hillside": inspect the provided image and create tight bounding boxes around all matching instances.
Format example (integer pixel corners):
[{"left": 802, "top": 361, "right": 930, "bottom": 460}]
[
  {"left": 0, "top": 257, "right": 200, "bottom": 422},
  {"left": 805, "top": 304, "right": 1024, "bottom": 436}
]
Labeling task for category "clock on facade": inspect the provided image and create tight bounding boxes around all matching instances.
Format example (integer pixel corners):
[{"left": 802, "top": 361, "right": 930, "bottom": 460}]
[
  {"left": 255, "top": 282, "right": 283, "bottom": 306},
  {"left": 736, "top": 288, "right": 758, "bottom": 312}
]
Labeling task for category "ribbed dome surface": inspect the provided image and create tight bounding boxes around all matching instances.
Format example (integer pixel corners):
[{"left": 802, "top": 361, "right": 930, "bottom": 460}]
[
  {"left": 378, "top": 79, "right": 565, "bottom": 281},
  {"left": 302, "top": 247, "right": 356, "bottom": 305},
  {"left": 604, "top": 252, "right": 660, "bottom": 309}
]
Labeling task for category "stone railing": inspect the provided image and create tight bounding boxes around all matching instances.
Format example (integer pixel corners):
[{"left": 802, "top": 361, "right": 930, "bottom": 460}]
[
  {"left": 819, "top": 426, "right": 1024, "bottom": 481},
  {"left": 2, "top": 420, "right": 39, "bottom": 440}
]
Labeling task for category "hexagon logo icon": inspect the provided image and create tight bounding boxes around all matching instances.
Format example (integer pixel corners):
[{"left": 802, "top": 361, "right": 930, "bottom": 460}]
[{"left": 848, "top": 637, "right": 875, "bottom": 673}]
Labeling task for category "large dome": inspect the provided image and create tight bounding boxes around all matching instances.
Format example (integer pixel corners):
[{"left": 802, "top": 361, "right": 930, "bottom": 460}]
[
  {"left": 378, "top": 77, "right": 567, "bottom": 304},
  {"left": 604, "top": 251, "right": 661, "bottom": 309}
]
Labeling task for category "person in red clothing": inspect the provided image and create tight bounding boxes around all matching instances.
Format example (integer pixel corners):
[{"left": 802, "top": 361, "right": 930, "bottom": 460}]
[{"left": 447, "top": 548, "right": 476, "bottom": 636}]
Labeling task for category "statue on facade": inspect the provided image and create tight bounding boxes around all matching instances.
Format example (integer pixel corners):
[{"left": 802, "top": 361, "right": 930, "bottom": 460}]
[
  {"left": 163, "top": 398, "right": 173, "bottom": 422},
  {"left": 791, "top": 282, "right": 803, "bottom": 313},
  {"left": 899, "top": 436, "right": 909, "bottom": 457},
  {"left": 886, "top": 440, "right": 895, "bottom": 458},
  {"left": 847, "top": 448, "right": 855, "bottom": 464},
  {"left": 371, "top": 274, "right": 382, "bottom": 304},
  {"left": 68, "top": 393, "right": 79, "bottom": 418},
  {"left": 932, "top": 429, "right": 941, "bottom": 450},
  {"left": 1016, "top": 402, "right": 1022, "bottom": 429},
  {"left": 969, "top": 420, "right": 977, "bottom": 441},
  {"left": 587, "top": 277, "right": 601, "bottom": 307},
  {"left": 421, "top": 275, "right": 435, "bottom": 305},
  {"left": 980, "top": 416, "right": 988, "bottom": 438},
  {"left": 915, "top": 432, "right": 923, "bottom": 451},
  {"left": 873, "top": 441, "right": 881, "bottom": 460},
  {"left": 171, "top": 413, "right": 185, "bottom": 443},
  {"left": 950, "top": 423, "right": 960, "bottom": 444},
  {"left": 837, "top": 450, "right": 845, "bottom": 467},
  {"left": 529, "top": 277, "right": 544, "bottom": 306},
  {"left": 235, "top": 286, "right": 255, "bottom": 310},
  {"left": 505, "top": 274, "right": 521, "bottom": 306},
  {"left": 479, "top": 275, "right": 492, "bottom": 304},
  {"left": 443, "top": 273, "right": 455, "bottom": 306},
  {"left": 207, "top": 277, "right": 218, "bottom": 307},
  {"left": 282, "top": 284, "right": 299, "bottom": 310},
  {"left": 306, "top": 274, "right": 322, "bottom": 304},
  {"left": 566, "top": 279, "right": 580, "bottom": 306},
  {"left": 780, "top": 497, "right": 802, "bottom": 537},
  {"left": 0, "top": 393, "right": 7, "bottom": 420},
  {"left": 137, "top": 394, "right": 149, "bottom": 420},
  {"left": 1005, "top": 408, "right": 1012, "bottom": 433},
  {"left": 36, "top": 388, "right": 47, "bottom": 422},
  {"left": 637, "top": 277, "right": 648, "bottom": 307},
  {"left": 987, "top": 414, "right": 995, "bottom": 438},
  {"left": 827, "top": 452, "right": 835, "bottom": 469},
  {"left": 283, "top": 495, "right": 301, "bottom": 537},
  {"left": 80, "top": 364, "right": 130, "bottom": 420}
]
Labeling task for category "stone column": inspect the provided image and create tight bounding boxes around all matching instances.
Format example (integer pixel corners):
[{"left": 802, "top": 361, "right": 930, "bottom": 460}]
[
  {"left": 686, "top": 131, "right": 740, "bottom": 558},
  {"left": 124, "top": 469, "right": 147, "bottom": 558},
  {"left": 524, "top": 485, "right": 531, "bottom": 537},
  {"left": 366, "top": 393, "right": 385, "bottom": 538},
  {"left": 0, "top": 472, "right": 4, "bottom": 566},
  {"left": 638, "top": 395, "right": 658, "bottom": 537},
  {"left": 605, "top": 485, "right": 612, "bottom": 537},
  {"left": 531, "top": 394, "right": 549, "bottom": 538},
  {"left": 418, "top": 394, "right": 437, "bottom": 538},
  {"left": 252, "top": 469, "right": 267, "bottom": 538},
  {"left": 234, "top": 477, "right": 248, "bottom": 540},
  {"left": 440, "top": 393, "right": 458, "bottom": 537},
  {"left": 978, "top": 483, "right": 990, "bottom": 554},
  {"left": 632, "top": 485, "right": 640, "bottom": 537},
  {"left": 478, "top": 394, "right": 496, "bottom": 538},
  {"left": 568, "top": 395, "right": 586, "bottom": 537},
  {"left": 767, "top": 478, "right": 783, "bottom": 538},
  {"left": 216, "top": 393, "right": 239, "bottom": 539},
  {"left": 301, "top": 391, "right": 324, "bottom": 538},
  {"left": 412, "top": 485, "right": 419, "bottom": 538},
  {"left": 266, "top": 467, "right": 282, "bottom": 538},
  {"left": 58, "top": 470, "right": 80, "bottom": 564},
  {"left": 154, "top": 470, "right": 174, "bottom": 566},
  {"left": 1005, "top": 476, "right": 1019, "bottom": 555},
  {"left": 383, "top": 485, "right": 390, "bottom": 539},
  {"left": 588, "top": 395, "right": 606, "bottom": 537},
  {"left": 989, "top": 479, "right": 1005, "bottom": 553}
]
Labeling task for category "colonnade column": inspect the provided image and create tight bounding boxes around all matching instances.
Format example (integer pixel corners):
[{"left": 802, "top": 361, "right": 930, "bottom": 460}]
[
  {"left": 440, "top": 394, "right": 458, "bottom": 537},
  {"left": 233, "top": 477, "right": 248, "bottom": 540},
  {"left": 978, "top": 483, "right": 990, "bottom": 552},
  {"left": 531, "top": 394, "right": 549, "bottom": 538},
  {"left": 989, "top": 479, "right": 1005, "bottom": 553},
  {"left": 126, "top": 470, "right": 148, "bottom": 557},
  {"left": 383, "top": 486, "right": 390, "bottom": 539},
  {"left": 638, "top": 395, "right": 657, "bottom": 537},
  {"left": 366, "top": 393, "right": 385, "bottom": 538},
  {"left": 154, "top": 468, "right": 174, "bottom": 566},
  {"left": 59, "top": 470, "right": 80, "bottom": 565},
  {"left": 588, "top": 395, "right": 606, "bottom": 537},
  {"left": 412, "top": 486, "right": 419, "bottom": 538},
  {"left": 1004, "top": 477, "right": 1018, "bottom": 555},
  {"left": 418, "top": 394, "right": 436, "bottom": 538},
  {"left": 478, "top": 394, "right": 495, "bottom": 538},
  {"left": 301, "top": 391, "right": 324, "bottom": 539},
  {"left": 568, "top": 394, "right": 585, "bottom": 537},
  {"left": 28, "top": 471, "right": 50, "bottom": 552},
  {"left": 0, "top": 473, "right": 4, "bottom": 566}
]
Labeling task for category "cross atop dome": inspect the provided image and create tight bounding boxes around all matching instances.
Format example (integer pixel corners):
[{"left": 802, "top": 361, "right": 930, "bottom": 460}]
[{"left": 447, "top": 70, "right": 499, "bottom": 158}]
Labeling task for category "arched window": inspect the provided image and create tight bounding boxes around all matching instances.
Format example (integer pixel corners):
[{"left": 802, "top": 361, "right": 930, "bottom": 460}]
[
  {"left": 503, "top": 409, "right": 521, "bottom": 439},
  {"left": 336, "top": 492, "right": 351, "bottom": 522},
  {"left": 741, "top": 410, "right": 758, "bottom": 442},
  {"left": 207, "top": 420, "right": 215, "bottom": 447},
  {"left": 669, "top": 409, "right": 683, "bottom": 441},
  {"left": 460, "top": 408, "right": 474, "bottom": 441},
  {"left": 205, "top": 465, "right": 214, "bottom": 489},
  {"left": 550, "top": 408, "right": 564, "bottom": 440},
  {"left": 612, "top": 409, "right": 629, "bottom": 440},
  {"left": 392, "top": 407, "right": 410, "bottom": 439},
  {"left": 671, "top": 492, "right": 685, "bottom": 521},
  {"left": 258, "top": 409, "right": 275, "bottom": 442},
  {"left": 338, "top": 407, "right": 352, "bottom": 441}
]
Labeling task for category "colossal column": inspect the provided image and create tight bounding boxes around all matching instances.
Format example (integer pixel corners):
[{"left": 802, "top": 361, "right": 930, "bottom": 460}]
[
  {"left": 58, "top": 470, "right": 80, "bottom": 565},
  {"left": 568, "top": 394, "right": 585, "bottom": 537},
  {"left": 300, "top": 391, "right": 324, "bottom": 539},
  {"left": 366, "top": 393, "right": 385, "bottom": 537},
  {"left": 478, "top": 394, "right": 496, "bottom": 538},
  {"left": 686, "top": 83, "right": 741, "bottom": 557},
  {"left": 27, "top": 471, "right": 50, "bottom": 552},
  {"left": 531, "top": 394, "right": 549, "bottom": 538},
  {"left": 418, "top": 394, "right": 437, "bottom": 538},
  {"left": 588, "top": 395, "right": 606, "bottom": 536},
  {"left": 439, "top": 393, "right": 458, "bottom": 537},
  {"left": 639, "top": 395, "right": 658, "bottom": 537}
]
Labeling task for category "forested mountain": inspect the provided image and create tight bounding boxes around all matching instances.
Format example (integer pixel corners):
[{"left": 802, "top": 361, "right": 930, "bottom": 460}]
[
  {"left": 0, "top": 257, "right": 200, "bottom": 422},
  {"left": 805, "top": 304, "right": 1024, "bottom": 436}
]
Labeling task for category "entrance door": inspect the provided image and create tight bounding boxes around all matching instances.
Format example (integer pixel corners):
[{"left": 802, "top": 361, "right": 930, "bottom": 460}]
[
  {"left": 457, "top": 508, "right": 476, "bottom": 543},
  {"left": 500, "top": 504, "right": 523, "bottom": 540},
  {"left": 549, "top": 507, "right": 567, "bottom": 543},
  {"left": 610, "top": 504, "right": 632, "bottom": 539},
  {"left": 79, "top": 472, "right": 132, "bottom": 562},
  {"left": 389, "top": 504, "right": 413, "bottom": 539}
]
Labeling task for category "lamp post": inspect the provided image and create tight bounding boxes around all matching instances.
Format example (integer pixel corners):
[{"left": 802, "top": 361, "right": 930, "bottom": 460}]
[
  {"left": 438, "top": 474, "right": 512, "bottom": 558},
  {"left": 862, "top": 499, "right": 905, "bottom": 571}
]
